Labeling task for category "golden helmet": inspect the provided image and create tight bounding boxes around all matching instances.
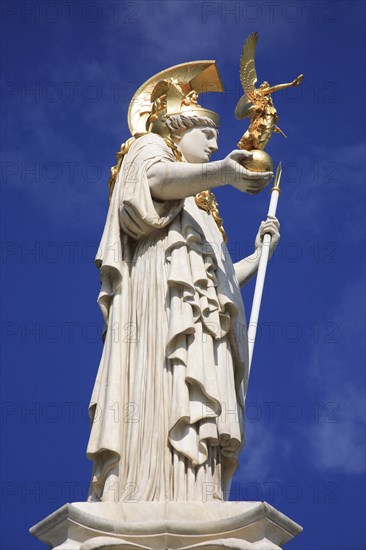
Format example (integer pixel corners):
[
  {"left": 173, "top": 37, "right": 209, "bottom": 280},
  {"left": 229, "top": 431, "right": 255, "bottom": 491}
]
[{"left": 127, "top": 61, "right": 224, "bottom": 138}]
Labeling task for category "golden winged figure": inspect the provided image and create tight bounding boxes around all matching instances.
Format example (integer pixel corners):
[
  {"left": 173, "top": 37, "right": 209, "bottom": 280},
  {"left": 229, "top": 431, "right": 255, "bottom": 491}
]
[{"left": 236, "top": 32, "right": 303, "bottom": 151}]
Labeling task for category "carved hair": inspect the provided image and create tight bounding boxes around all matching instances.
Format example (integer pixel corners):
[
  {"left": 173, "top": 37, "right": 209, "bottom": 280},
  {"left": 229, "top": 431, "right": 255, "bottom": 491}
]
[{"left": 165, "top": 114, "right": 217, "bottom": 141}]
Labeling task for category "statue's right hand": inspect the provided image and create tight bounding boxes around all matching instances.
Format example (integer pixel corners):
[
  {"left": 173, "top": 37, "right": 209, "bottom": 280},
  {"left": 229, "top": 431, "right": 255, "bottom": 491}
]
[{"left": 222, "top": 150, "right": 273, "bottom": 194}]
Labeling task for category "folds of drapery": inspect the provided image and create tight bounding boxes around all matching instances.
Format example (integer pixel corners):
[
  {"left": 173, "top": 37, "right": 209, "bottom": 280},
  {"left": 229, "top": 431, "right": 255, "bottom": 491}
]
[{"left": 87, "top": 133, "right": 249, "bottom": 501}]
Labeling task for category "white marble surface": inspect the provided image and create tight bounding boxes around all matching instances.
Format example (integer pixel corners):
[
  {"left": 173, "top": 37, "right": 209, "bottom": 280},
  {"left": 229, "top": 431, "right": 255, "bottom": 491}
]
[{"left": 30, "top": 501, "right": 302, "bottom": 550}]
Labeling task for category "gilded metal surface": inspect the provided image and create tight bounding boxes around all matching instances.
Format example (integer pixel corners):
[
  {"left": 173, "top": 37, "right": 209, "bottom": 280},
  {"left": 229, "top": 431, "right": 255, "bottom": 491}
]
[
  {"left": 236, "top": 32, "right": 303, "bottom": 151},
  {"left": 128, "top": 61, "right": 224, "bottom": 137},
  {"left": 195, "top": 190, "right": 227, "bottom": 243},
  {"left": 271, "top": 161, "right": 282, "bottom": 193},
  {"left": 164, "top": 135, "right": 184, "bottom": 162},
  {"left": 241, "top": 149, "right": 274, "bottom": 173},
  {"left": 148, "top": 78, "right": 220, "bottom": 137}
]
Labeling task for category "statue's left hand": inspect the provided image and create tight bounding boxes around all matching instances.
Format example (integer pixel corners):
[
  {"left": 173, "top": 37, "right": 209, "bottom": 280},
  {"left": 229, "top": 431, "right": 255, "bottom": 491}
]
[{"left": 255, "top": 215, "right": 280, "bottom": 258}]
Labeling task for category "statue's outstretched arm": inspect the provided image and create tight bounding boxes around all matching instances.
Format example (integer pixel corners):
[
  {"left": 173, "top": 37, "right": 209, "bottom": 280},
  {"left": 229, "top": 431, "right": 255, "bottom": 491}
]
[
  {"left": 148, "top": 160, "right": 227, "bottom": 201},
  {"left": 267, "top": 74, "right": 303, "bottom": 94},
  {"left": 147, "top": 150, "right": 273, "bottom": 201}
]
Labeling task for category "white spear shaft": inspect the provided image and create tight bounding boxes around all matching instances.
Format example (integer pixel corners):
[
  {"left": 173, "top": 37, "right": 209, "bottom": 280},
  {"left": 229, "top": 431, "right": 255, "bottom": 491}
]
[{"left": 247, "top": 161, "right": 282, "bottom": 375}]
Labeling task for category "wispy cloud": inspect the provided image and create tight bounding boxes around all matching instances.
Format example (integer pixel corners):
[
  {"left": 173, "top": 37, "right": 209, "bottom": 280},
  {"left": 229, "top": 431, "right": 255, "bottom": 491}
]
[
  {"left": 233, "top": 420, "right": 277, "bottom": 484},
  {"left": 283, "top": 142, "right": 365, "bottom": 241},
  {"left": 302, "top": 279, "right": 365, "bottom": 474}
]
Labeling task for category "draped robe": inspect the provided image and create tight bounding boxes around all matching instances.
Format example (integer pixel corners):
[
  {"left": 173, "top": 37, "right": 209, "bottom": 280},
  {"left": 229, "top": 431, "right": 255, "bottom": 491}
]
[{"left": 87, "top": 133, "right": 249, "bottom": 502}]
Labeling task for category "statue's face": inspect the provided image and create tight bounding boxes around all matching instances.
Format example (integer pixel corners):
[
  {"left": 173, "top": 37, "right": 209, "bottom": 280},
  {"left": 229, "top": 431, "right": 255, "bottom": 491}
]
[{"left": 177, "top": 126, "right": 218, "bottom": 163}]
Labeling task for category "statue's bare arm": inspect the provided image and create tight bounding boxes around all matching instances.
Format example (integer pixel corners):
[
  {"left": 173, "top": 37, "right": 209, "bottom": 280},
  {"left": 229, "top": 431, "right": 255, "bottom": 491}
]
[
  {"left": 267, "top": 74, "right": 304, "bottom": 94},
  {"left": 147, "top": 150, "right": 273, "bottom": 201},
  {"left": 234, "top": 216, "right": 280, "bottom": 287}
]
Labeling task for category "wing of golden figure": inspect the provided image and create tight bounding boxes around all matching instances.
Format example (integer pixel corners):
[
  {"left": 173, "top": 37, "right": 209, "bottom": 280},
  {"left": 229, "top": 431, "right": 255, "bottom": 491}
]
[{"left": 235, "top": 32, "right": 259, "bottom": 119}]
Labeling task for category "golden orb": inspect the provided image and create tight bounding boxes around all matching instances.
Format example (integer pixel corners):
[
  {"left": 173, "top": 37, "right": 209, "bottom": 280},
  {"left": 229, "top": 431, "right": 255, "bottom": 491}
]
[{"left": 241, "top": 149, "right": 274, "bottom": 174}]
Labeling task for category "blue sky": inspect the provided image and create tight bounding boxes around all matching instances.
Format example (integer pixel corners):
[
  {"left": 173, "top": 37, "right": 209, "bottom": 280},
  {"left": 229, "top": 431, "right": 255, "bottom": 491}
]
[{"left": 1, "top": 1, "right": 365, "bottom": 549}]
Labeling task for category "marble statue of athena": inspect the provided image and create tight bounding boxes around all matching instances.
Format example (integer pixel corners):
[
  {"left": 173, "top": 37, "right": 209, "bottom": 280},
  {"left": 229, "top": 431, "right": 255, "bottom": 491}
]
[{"left": 86, "top": 61, "right": 279, "bottom": 503}]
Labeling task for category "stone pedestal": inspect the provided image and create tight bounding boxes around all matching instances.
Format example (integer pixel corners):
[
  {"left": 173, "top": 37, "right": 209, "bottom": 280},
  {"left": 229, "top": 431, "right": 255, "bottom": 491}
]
[{"left": 30, "top": 501, "right": 302, "bottom": 550}]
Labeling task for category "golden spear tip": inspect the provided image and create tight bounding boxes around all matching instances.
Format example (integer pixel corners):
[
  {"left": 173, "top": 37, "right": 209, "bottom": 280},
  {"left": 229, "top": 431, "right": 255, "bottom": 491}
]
[{"left": 271, "top": 161, "right": 282, "bottom": 193}]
